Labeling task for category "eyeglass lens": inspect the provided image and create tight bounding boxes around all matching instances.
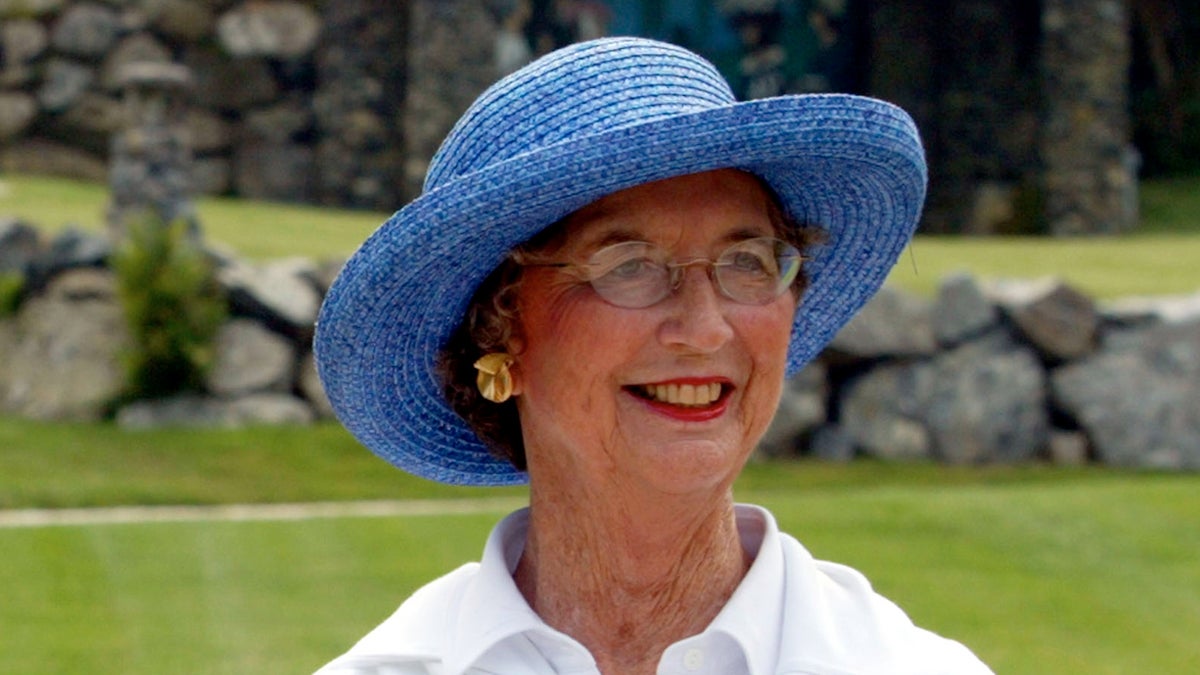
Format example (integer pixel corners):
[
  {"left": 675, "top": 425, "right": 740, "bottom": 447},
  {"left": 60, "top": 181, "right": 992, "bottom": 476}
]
[{"left": 582, "top": 237, "right": 801, "bottom": 308}]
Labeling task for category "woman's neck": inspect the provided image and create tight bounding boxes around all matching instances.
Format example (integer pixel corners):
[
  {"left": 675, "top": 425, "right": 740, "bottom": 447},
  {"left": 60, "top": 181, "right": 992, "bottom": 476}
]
[{"left": 514, "top": 486, "right": 750, "bottom": 674}]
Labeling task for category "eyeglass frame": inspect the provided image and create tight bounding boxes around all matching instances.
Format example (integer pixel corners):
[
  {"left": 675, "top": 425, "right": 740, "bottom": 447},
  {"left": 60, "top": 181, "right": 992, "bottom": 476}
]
[{"left": 514, "top": 236, "right": 808, "bottom": 309}]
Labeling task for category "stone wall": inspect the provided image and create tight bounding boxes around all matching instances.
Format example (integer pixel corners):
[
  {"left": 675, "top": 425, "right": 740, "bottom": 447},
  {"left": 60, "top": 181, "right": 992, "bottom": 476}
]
[
  {"left": 2, "top": 0, "right": 1139, "bottom": 236},
  {"left": 0, "top": 0, "right": 444, "bottom": 210},
  {"left": 3, "top": 216, "right": 1198, "bottom": 470}
]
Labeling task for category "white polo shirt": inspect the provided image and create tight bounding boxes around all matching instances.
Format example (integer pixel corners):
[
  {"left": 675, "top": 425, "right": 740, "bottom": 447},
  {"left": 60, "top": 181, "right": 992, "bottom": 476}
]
[{"left": 316, "top": 505, "right": 993, "bottom": 675}]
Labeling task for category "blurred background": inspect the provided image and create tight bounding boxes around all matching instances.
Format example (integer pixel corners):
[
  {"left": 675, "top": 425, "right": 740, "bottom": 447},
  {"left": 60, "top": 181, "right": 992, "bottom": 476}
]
[
  {"left": 2, "top": 0, "right": 1198, "bottom": 231},
  {"left": 1, "top": 2, "right": 1198, "bottom": 674}
]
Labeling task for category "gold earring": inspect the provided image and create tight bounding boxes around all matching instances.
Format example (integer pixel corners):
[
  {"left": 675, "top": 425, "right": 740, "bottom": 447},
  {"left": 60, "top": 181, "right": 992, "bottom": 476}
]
[{"left": 474, "top": 353, "right": 515, "bottom": 403}]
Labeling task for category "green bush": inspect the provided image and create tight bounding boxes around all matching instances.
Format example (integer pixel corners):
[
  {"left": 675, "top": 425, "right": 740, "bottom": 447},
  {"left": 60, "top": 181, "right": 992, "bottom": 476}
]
[
  {"left": 0, "top": 271, "right": 24, "bottom": 318},
  {"left": 111, "top": 214, "right": 227, "bottom": 400}
]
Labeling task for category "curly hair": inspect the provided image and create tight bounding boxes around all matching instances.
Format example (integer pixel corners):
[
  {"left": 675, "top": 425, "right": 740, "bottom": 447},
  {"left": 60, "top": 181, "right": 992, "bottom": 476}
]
[{"left": 436, "top": 183, "right": 827, "bottom": 471}]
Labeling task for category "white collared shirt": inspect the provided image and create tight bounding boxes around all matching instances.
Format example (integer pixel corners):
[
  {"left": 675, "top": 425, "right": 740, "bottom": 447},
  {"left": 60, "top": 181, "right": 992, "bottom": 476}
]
[{"left": 316, "top": 505, "right": 993, "bottom": 675}]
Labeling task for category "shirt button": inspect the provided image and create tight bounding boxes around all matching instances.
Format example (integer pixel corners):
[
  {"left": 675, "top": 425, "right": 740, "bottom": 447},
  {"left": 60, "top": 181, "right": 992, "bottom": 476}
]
[{"left": 683, "top": 647, "right": 704, "bottom": 671}]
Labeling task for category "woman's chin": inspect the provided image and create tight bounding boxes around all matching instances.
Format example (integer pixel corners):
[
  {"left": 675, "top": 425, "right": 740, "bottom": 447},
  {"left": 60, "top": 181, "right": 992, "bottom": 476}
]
[{"left": 629, "top": 438, "right": 747, "bottom": 497}]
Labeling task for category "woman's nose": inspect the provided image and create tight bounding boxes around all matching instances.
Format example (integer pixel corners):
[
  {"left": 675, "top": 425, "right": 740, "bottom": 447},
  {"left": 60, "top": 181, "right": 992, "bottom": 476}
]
[{"left": 656, "top": 265, "right": 734, "bottom": 353}]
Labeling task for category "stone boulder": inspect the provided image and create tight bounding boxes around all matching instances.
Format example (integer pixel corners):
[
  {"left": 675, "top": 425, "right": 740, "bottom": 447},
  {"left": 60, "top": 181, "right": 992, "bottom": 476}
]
[
  {"left": 1051, "top": 319, "right": 1200, "bottom": 469},
  {"left": 1, "top": 19, "right": 49, "bottom": 69},
  {"left": 807, "top": 423, "right": 857, "bottom": 462},
  {"left": 205, "top": 318, "right": 297, "bottom": 396},
  {"left": 100, "top": 33, "right": 174, "bottom": 90},
  {"left": 36, "top": 57, "right": 94, "bottom": 113},
  {"left": 923, "top": 331, "right": 1049, "bottom": 463},
  {"left": 828, "top": 286, "right": 937, "bottom": 362},
  {"left": 116, "top": 392, "right": 315, "bottom": 428},
  {"left": 0, "top": 218, "right": 42, "bottom": 275},
  {"left": 217, "top": 257, "right": 321, "bottom": 335},
  {"left": 49, "top": 1, "right": 121, "bottom": 58},
  {"left": 988, "top": 277, "right": 1099, "bottom": 362},
  {"left": 839, "top": 331, "right": 1049, "bottom": 464},
  {"left": 0, "top": 268, "right": 130, "bottom": 420},
  {"left": 298, "top": 350, "right": 333, "bottom": 419},
  {"left": 0, "top": 91, "right": 37, "bottom": 140},
  {"left": 933, "top": 272, "right": 999, "bottom": 347},
  {"left": 26, "top": 227, "right": 111, "bottom": 293},
  {"left": 758, "top": 362, "right": 827, "bottom": 457},
  {"left": 1101, "top": 292, "right": 1200, "bottom": 328},
  {"left": 840, "top": 360, "right": 933, "bottom": 461},
  {"left": 216, "top": 1, "right": 322, "bottom": 59}
]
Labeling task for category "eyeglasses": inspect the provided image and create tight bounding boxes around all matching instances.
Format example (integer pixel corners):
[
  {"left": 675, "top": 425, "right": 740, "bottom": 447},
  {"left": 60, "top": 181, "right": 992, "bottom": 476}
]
[{"left": 521, "top": 237, "right": 804, "bottom": 309}]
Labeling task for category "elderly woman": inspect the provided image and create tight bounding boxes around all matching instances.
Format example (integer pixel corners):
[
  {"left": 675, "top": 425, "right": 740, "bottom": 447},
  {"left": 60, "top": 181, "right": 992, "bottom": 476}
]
[{"left": 314, "top": 38, "right": 992, "bottom": 675}]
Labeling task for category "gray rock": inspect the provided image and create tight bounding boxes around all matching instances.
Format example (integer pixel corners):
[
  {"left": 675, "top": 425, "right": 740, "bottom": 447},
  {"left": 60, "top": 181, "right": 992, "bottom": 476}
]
[
  {"left": 839, "top": 330, "right": 1049, "bottom": 464},
  {"left": 840, "top": 360, "right": 933, "bottom": 461},
  {"left": 27, "top": 227, "right": 111, "bottom": 292},
  {"left": 809, "top": 424, "right": 856, "bottom": 462},
  {"left": 924, "top": 332, "right": 1049, "bottom": 463},
  {"left": 205, "top": 318, "right": 297, "bottom": 396},
  {"left": 50, "top": 2, "right": 122, "bottom": 57},
  {"left": 829, "top": 286, "right": 937, "bottom": 361},
  {"left": 217, "top": 257, "right": 321, "bottom": 333},
  {"left": 310, "top": 257, "right": 345, "bottom": 296},
  {"left": 2, "top": 19, "right": 48, "bottom": 64},
  {"left": 0, "top": 268, "right": 130, "bottom": 421},
  {"left": 298, "top": 351, "right": 333, "bottom": 419},
  {"left": 216, "top": 1, "right": 322, "bottom": 59},
  {"left": 0, "top": 92, "right": 37, "bottom": 140},
  {"left": 100, "top": 33, "right": 174, "bottom": 91},
  {"left": 1048, "top": 430, "right": 1090, "bottom": 466},
  {"left": 37, "top": 58, "right": 94, "bottom": 113},
  {"left": 988, "top": 277, "right": 1099, "bottom": 362},
  {"left": 117, "top": 392, "right": 314, "bottom": 428},
  {"left": 933, "top": 272, "right": 999, "bottom": 346},
  {"left": 1052, "top": 319, "right": 1200, "bottom": 469},
  {"left": 1102, "top": 292, "right": 1200, "bottom": 327},
  {"left": 758, "top": 362, "right": 827, "bottom": 457},
  {"left": 0, "top": 218, "right": 42, "bottom": 275}
]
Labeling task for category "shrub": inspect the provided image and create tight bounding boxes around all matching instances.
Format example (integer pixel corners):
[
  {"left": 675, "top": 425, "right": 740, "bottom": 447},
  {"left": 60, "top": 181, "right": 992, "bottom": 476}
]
[
  {"left": 0, "top": 272, "right": 24, "bottom": 318},
  {"left": 111, "top": 214, "right": 227, "bottom": 400}
]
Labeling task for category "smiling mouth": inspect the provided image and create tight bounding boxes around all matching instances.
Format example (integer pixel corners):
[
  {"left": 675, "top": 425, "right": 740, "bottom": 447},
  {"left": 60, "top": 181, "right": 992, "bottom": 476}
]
[{"left": 633, "top": 382, "right": 725, "bottom": 407}]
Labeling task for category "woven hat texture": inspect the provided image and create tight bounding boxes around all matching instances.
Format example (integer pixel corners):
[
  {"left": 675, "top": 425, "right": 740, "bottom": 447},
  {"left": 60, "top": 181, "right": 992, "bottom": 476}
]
[{"left": 315, "top": 37, "right": 927, "bottom": 486}]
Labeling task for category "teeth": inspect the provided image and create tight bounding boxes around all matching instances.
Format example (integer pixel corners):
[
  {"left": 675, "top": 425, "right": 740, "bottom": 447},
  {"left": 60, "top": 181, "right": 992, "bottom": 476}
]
[{"left": 643, "top": 382, "right": 722, "bottom": 406}]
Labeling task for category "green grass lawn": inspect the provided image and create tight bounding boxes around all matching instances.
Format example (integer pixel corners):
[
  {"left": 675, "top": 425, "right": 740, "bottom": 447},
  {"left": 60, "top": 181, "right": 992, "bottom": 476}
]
[{"left": 1, "top": 472, "right": 1196, "bottom": 674}]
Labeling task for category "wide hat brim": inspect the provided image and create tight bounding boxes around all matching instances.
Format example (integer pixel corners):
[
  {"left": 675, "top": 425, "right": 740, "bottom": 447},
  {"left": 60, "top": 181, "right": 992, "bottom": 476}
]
[{"left": 316, "top": 56, "right": 925, "bottom": 487}]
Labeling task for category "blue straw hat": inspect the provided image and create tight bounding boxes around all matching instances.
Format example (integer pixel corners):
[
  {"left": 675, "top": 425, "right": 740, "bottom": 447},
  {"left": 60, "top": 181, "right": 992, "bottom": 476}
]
[{"left": 315, "top": 37, "right": 926, "bottom": 486}]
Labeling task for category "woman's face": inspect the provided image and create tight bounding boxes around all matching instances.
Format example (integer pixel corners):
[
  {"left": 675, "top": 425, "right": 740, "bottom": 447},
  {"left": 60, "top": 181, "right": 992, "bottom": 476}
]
[{"left": 509, "top": 169, "right": 797, "bottom": 498}]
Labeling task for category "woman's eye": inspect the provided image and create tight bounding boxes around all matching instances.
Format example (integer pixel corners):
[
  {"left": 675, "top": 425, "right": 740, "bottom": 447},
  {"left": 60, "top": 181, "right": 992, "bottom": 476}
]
[
  {"left": 606, "top": 257, "right": 657, "bottom": 279},
  {"left": 729, "top": 250, "right": 773, "bottom": 274}
]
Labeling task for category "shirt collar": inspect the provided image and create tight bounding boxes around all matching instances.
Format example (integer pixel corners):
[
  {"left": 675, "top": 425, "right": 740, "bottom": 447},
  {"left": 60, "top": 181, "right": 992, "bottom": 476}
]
[
  {"left": 707, "top": 504, "right": 786, "bottom": 675},
  {"left": 450, "top": 504, "right": 785, "bottom": 675},
  {"left": 448, "top": 508, "right": 594, "bottom": 673}
]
